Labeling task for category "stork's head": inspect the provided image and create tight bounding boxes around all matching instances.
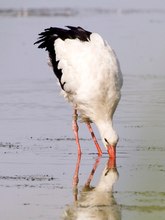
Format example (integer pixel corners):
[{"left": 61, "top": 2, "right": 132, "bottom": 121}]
[
  {"left": 96, "top": 120, "right": 119, "bottom": 158},
  {"left": 102, "top": 128, "right": 118, "bottom": 158}
]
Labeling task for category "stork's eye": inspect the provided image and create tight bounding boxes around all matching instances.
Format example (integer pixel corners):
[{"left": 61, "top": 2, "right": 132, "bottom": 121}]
[
  {"left": 104, "top": 138, "right": 109, "bottom": 144},
  {"left": 105, "top": 168, "right": 109, "bottom": 176}
]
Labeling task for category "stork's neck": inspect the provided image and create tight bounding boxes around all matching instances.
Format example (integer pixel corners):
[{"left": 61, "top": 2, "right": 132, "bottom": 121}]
[
  {"left": 96, "top": 119, "right": 112, "bottom": 132},
  {"left": 95, "top": 120, "right": 118, "bottom": 147}
]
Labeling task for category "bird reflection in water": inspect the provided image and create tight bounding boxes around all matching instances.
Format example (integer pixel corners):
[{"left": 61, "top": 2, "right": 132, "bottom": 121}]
[{"left": 63, "top": 156, "right": 121, "bottom": 220}]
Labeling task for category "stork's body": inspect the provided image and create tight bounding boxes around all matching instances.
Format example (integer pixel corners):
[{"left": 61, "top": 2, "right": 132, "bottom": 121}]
[{"left": 35, "top": 26, "right": 123, "bottom": 157}]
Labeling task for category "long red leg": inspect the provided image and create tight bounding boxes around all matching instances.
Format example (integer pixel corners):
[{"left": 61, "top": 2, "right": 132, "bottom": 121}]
[
  {"left": 72, "top": 109, "right": 81, "bottom": 155},
  {"left": 72, "top": 153, "right": 81, "bottom": 201},
  {"left": 85, "top": 156, "right": 101, "bottom": 187},
  {"left": 86, "top": 122, "right": 102, "bottom": 155}
]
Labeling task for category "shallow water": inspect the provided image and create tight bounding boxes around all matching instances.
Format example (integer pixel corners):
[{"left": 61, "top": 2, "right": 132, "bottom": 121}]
[{"left": 0, "top": 1, "right": 165, "bottom": 219}]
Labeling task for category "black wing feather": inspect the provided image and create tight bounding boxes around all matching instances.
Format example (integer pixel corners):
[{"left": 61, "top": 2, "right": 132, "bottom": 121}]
[{"left": 34, "top": 26, "right": 92, "bottom": 90}]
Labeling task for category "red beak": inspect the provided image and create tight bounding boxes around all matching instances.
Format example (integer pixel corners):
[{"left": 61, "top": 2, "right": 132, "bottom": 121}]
[{"left": 107, "top": 145, "right": 116, "bottom": 158}]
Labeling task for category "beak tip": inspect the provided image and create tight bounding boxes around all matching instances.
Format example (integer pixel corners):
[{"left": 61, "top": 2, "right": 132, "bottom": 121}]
[{"left": 107, "top": 145, "right": 116, "bottom": 158}]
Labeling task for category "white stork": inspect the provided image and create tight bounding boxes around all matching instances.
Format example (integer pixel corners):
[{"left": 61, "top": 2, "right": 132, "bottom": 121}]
[{"left": 34, "top": 26, "right": 123, "bottom": 158}]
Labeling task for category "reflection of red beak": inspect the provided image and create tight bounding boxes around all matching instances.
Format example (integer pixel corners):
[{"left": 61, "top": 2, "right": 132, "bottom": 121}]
[{"left": 107, "top": 145, "right": 116, "bottom": 158}]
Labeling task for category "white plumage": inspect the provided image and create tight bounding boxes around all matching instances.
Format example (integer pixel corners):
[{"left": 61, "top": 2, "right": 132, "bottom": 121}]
[{"left": 35, "top": 26, "right": 123, "bottom": 157}]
